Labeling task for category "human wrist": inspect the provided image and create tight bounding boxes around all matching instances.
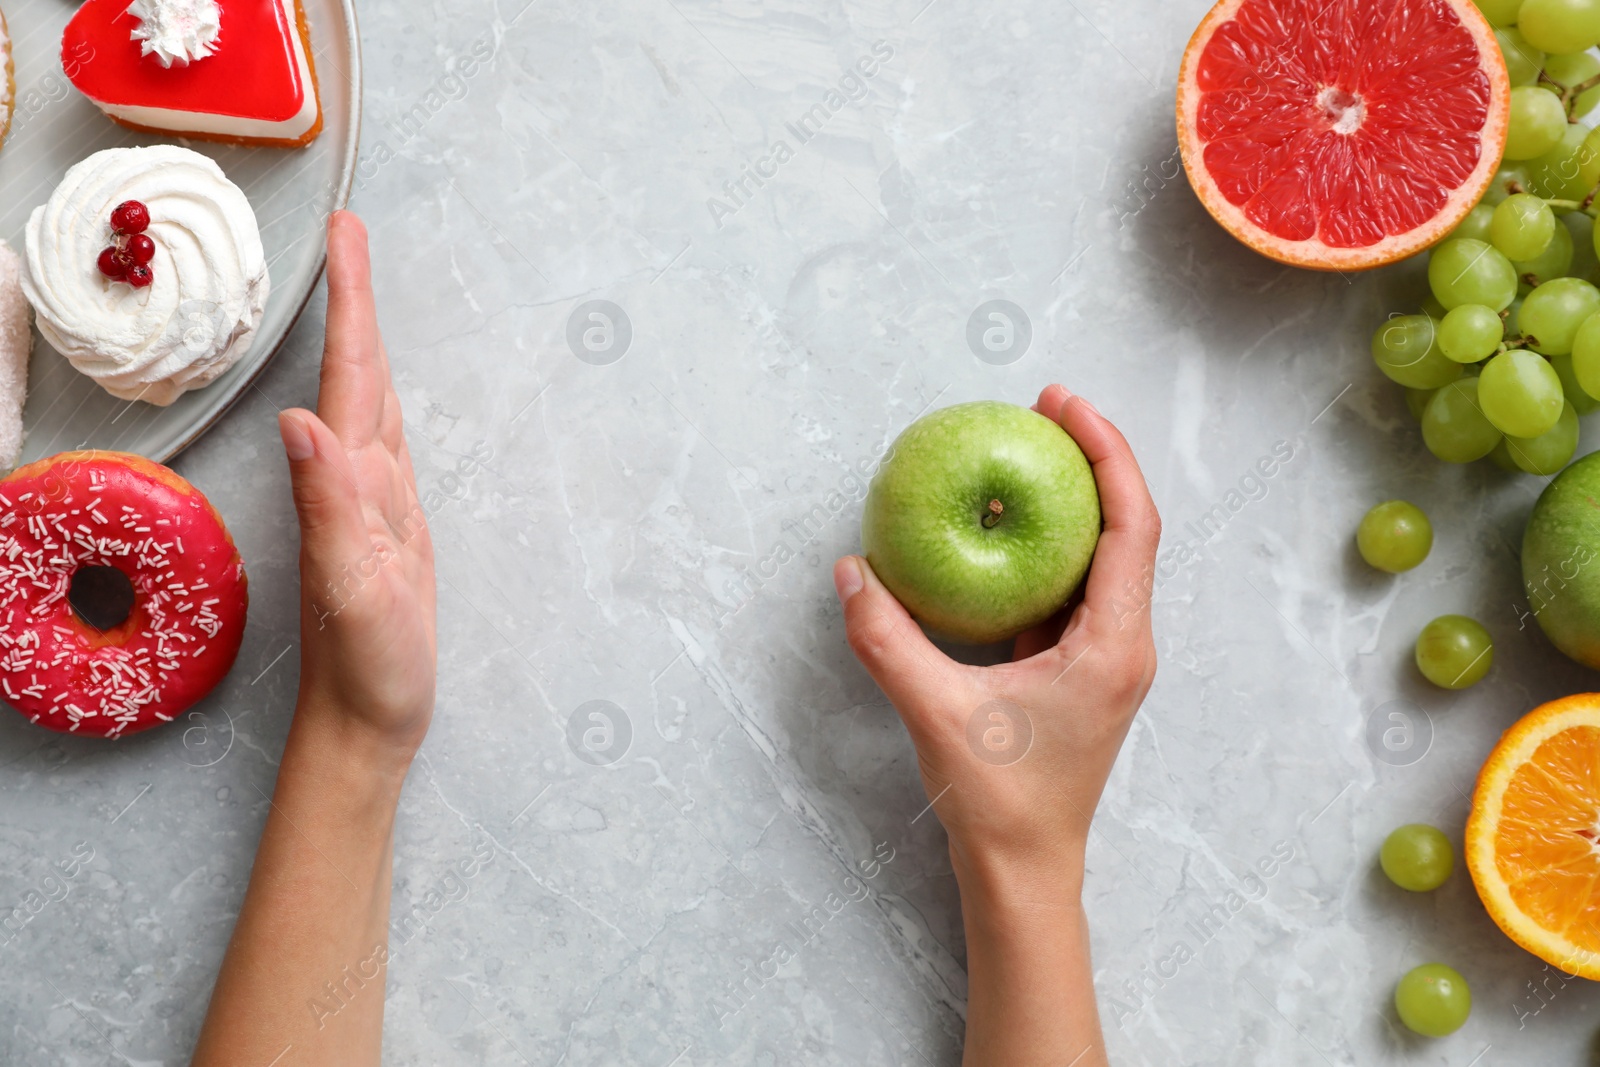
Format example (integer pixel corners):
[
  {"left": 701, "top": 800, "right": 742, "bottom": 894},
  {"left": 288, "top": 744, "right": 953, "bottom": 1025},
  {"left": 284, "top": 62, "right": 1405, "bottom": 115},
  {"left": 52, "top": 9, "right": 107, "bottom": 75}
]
[
  {"left": 950, "top": 836, "right": 1087, "bottom": 922},
  {"left": 287, "top": 687, "right": 421, "bottom": 788}
]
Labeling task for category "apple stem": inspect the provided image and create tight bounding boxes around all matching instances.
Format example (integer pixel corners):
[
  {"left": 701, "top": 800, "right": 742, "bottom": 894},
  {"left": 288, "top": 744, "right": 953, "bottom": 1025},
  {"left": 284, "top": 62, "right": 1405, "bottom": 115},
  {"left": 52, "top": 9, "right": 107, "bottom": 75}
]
[{"left": 982, "top": 499, "right": 1003, "bottom": 529}]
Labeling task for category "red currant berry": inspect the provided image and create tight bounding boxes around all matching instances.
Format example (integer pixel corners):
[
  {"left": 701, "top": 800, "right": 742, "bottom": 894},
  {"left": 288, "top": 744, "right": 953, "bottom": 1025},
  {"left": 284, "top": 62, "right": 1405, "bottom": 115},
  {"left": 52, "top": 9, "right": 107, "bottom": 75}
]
[
  {"left": 110, "top": 200, "right": 150, "bottom": 235},
  {"left": 126, "top": 233, "right": 155, "bottom": 264},
  {"left": 125, "top": 264, "right": 154, "bottom": 289},
  {"left": 96, "top": 246, "right": 127, "bottom": 279}
]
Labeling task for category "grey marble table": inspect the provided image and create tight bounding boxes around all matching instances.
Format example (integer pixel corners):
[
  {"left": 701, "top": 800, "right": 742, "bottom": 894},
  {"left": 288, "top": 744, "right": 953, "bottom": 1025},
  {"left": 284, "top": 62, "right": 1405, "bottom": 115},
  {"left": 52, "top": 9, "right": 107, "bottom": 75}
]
[{"left": 3, "top": 0, "right": 1597, "bottom": 1064}]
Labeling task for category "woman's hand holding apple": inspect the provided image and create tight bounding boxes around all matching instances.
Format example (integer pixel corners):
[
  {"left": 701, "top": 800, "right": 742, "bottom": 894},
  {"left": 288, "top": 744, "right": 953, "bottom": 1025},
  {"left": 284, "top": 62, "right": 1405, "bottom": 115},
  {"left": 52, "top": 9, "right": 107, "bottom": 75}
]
[{"left": 833, "top": 383, "right": 1159, "bottom": 1067}]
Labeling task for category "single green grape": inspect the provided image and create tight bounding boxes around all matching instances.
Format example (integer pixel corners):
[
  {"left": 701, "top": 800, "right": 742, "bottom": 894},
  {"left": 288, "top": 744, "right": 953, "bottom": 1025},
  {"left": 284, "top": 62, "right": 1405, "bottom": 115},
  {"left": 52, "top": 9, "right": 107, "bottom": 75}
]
[
  {"left": 1449, "top": 202, "right": 1496, "bottom": 245},
  {"left": 1529, "top": 122, "right": 1594, "bottom": 201},
  {"left": 1438, "top": 304, "right": 1504, "bottom": 362},
  {"left": 1551, "top": 350, "right": 1600, "bottom": 413},
  {"left": 1545, "top": 48, "right": 1600, "bottom": 85},
  {"left": 1371, "top": 315, "right": 1464, "bottom": 389},
  {"left": 1429, "top": 239, "right": 1519, "bottom": 310},
  {"left": 1479, "top": 349, "right": 1565, "bottom": 435},
  {"left": 1477, "top": 0, "right": 1525, "bottom": 25},
  {"left": 1484, "top": 161, "right": 1536, "bottom": 205},
  {"left": 1571, "top": 311, "right": 1600, "bottom": 397},
  {"left": 1507, "top": 85, "right": 1570, "bottom": 159},
  {"left": 1380, "top": 825, "right": 1455, "bottom": 892},
  {"left": 1518, "top": 0, "right": 1600, "bottom": 54},
  {"left": 1416, "top": 615, "right": 1494, "bottom": 689},
  {"left": 1395, "top": 964, "right": 1472, "bottom": 1037},
  {"left": 1423, "top": 378, "right": 1504, "bottom": 462},
  {"left": 1405, "top": 387, "right": 1437, "bottom": 421},
  {"left": 1506, "top": 399, "right": 1580, "bottom": 473},
  {"left": 1514, "top": 213, "right": 1575, "bottom": 286},
  {"left": 1520, "top": 276, "right": 1600, "bottom": 353},
  {"left": 1356, "top": 501, "right": 1432, "bottom": 573},
  {"left": 1497, "top": 26, "right": 1547, "bottom": 84},
  {"left": 1491, "top": 193, "right": 1556, "bottom": 261}
]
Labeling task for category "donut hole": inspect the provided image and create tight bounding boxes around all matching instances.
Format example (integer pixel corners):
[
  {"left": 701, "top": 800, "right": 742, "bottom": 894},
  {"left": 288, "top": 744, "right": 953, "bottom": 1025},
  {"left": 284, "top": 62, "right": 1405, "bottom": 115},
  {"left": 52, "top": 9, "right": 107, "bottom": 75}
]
[{"left": 69, "top": 566, "right": 136, "bottom": 632}]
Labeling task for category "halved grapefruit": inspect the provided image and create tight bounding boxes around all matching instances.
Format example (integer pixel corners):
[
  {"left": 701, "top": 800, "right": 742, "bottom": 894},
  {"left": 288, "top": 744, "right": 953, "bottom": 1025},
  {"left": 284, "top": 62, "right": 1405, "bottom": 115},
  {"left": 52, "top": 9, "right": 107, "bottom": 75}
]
[
  {"left": 1176, "top": 0, "right": 1511, "bottom": 271},
  {"left": 1467, "top": 694, "right": 1600, "bottom": 978}
]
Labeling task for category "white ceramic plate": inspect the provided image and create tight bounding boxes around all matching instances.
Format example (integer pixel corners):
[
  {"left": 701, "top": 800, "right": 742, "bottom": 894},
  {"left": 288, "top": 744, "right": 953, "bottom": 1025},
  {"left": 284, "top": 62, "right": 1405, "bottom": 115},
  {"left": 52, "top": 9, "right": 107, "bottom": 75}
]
[{"left": 3, "top": 0, "right": 360, "bottom": 465}]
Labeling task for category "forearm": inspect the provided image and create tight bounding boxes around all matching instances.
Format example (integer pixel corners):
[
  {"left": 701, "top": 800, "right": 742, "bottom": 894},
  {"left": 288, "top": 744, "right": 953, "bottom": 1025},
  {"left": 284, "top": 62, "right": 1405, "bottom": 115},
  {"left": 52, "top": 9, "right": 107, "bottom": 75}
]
[
  {"left": 956, "top": 847, "right": 1107, "bottom": 1067},
  {"left": 192, "top": 698, "right": 411, "bottom": 1066}
]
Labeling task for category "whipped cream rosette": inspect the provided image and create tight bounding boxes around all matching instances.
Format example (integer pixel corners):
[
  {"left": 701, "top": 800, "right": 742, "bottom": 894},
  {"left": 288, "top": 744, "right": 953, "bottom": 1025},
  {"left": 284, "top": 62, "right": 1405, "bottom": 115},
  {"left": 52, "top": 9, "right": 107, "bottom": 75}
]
[
  {"left": 127, "top": 0, "right": 223, "bottom": 67},
  {"left": 22, "top": 145, "right": 269, "bottom": 406}
]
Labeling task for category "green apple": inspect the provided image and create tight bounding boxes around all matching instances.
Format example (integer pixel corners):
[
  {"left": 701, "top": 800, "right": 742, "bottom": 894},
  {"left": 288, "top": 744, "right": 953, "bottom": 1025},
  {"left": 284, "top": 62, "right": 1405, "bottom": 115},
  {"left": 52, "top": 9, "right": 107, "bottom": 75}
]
[
  {"left": 861, "top": 400, "right": 1102, "bottom": 644},
  {"left": 1523, "top": 449, "right": 1600, "bottom": 667}
]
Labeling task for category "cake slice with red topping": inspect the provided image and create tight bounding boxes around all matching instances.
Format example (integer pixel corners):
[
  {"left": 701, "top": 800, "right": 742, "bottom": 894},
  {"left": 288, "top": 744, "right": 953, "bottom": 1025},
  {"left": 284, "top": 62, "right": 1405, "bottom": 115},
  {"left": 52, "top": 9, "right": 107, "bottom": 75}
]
[{"left": 63, "top": 0, "right": 322, "bottom": 148}]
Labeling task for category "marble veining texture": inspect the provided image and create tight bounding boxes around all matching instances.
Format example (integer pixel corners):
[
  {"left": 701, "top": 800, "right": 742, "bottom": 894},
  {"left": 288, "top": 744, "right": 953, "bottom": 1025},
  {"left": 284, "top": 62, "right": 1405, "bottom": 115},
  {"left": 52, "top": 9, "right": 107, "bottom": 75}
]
[{"left": 1, "top": 0, "right": 1595, "bottom": 1064}]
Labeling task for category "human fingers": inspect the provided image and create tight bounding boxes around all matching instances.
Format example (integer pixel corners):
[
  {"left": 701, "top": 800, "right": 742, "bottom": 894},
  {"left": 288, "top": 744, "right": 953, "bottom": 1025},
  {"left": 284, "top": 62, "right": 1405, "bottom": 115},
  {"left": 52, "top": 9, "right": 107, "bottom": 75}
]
[
  {"left": 834, "top": 556, "right": 963, "bottom": 730},
  {"left": 1036, "top": 385, "right": 1161, "bottom": 637},
  {"left": 278, "top": 409, "right": 369, "bottom": 567},
  {"left": 316, "top": 211, "right": 386, "bottom": 449}
]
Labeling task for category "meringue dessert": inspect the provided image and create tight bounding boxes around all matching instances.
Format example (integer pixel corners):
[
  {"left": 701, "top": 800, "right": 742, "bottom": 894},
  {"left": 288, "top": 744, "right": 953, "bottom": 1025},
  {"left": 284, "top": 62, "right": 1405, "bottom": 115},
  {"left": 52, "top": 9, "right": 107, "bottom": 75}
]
[
  {"left": 0, "top": 240, "right": 31, "bottom": 468},
  {"left": 22, "top": 146, "right": 269, "bottom": 406},
  {"left": 62, "top": 0, "right": 322, "bottom": 147}
]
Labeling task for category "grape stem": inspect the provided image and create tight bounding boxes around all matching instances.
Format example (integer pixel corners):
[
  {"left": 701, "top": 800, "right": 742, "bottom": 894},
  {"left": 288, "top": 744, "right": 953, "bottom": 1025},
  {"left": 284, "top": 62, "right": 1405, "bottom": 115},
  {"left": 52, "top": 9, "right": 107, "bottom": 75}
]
[
  {"left": 1565, "top": 71, "right": 1600, "bottom": 114},
  {"left": 1543, "top": 196, "right": 1600, "bottom": 218}
]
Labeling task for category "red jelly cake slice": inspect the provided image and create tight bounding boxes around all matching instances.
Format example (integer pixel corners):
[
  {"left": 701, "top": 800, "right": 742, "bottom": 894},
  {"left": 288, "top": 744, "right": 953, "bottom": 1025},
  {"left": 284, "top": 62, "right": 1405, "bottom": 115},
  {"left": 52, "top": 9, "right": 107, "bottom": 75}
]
[{"left": 63, "top": 0, "right": 323, "bottom": 148}]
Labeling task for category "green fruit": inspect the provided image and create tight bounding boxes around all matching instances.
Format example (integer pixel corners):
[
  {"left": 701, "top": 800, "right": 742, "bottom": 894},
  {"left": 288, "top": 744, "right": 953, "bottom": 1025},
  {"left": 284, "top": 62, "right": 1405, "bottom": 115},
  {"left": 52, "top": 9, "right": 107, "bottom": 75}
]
[
  {"left": 1522, "top": 451, "right": 1600, "bottom": 666},
  {"left": 861, "top": 401, "right": 1101, "bottom": 644},
  {"left": 1380, "top": 825, "right": 1454, "bottom": 891},
  {"left": 1395, "top": 964, "right": 1471, "bottom": 1037},
  {"left": 1552, "top": 351, "right": 1600, "bottom": 414},
  {"left": 1405, "top": 387, "right": 1437, "bottom": 422},
  {"left": 1429, "top": 239, "right": 1518, "bottom": 311},
  {"left": 1506, "top": 399, "right": 1580, "bottom": 474},
  {"left": 1497, "top": 26, "right": 1546, "bottom": 83},
  {"left": 1520, "top": 276, "right": 1600, "bottom": 354},
  {"left": 1479, "top": 349, "right": 1565, "bottom": 436},
  {"left": 1519, "top": 0, "right": 1600, "bottom": 54},
  {"left": 1529, "top": 122, "right": 1594, "bottom": 201},
  {"left": 1449, "top": 203, "right": 1496, "bottom": 245},
  {"left": 1372, "top": 315, "right": 1464, "bottom": 389},
  {"left": 1507, "top": 85, "right": 1569, "bottom": 159},
  {"left": 1415, "top": 615, "right": 1494, "bottom": 688},
  {"left": 1514, "top": 216, "right": 1575, "bottom": 287},
  {"left": 1357, "top": 501, "right": 1432, "bottom": 572},
  {"left": 1477, "top": 0, "right": 1524, "bottom": 27},
  {"left": 1484, "top": 161, "right": 1535, "bottom": 206}
]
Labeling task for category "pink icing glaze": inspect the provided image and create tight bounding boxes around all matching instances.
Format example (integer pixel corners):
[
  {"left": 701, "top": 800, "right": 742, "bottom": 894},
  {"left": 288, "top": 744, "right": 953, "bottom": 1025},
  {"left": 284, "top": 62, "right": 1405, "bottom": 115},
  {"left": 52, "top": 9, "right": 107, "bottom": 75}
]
[{"left": 0, "top": 451, "right": 248, "bottom": 737}]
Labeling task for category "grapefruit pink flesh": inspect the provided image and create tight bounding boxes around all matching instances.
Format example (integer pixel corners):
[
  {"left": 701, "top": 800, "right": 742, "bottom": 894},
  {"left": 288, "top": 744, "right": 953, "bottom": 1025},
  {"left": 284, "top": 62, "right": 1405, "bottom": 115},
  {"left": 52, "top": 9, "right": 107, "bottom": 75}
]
[{"left": 1179, "top": 0, "right": 1508, "bottom": 268}]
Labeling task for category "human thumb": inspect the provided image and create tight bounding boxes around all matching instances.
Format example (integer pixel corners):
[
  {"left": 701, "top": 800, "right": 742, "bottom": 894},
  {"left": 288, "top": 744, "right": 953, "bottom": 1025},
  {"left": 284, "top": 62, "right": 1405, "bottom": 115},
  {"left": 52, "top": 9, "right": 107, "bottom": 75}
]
[
  {"left": 279, "top": 409, "right": 365, "bottom": 562},
  {"left": 834, "top": 556, "right": 956, "bottom": 727}
]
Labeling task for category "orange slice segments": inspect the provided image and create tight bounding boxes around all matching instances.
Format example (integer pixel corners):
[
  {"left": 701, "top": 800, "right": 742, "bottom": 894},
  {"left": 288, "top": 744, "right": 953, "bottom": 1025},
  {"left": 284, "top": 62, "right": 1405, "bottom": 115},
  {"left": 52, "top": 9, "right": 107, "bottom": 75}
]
[{"left": 1467, "top": 694, "right": 1600, "bottom": 977}]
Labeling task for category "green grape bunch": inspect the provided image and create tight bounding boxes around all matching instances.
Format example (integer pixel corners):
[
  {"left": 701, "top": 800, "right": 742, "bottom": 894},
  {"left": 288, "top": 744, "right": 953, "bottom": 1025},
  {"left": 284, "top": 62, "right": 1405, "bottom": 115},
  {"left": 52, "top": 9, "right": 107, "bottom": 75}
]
[{"left": 1365, "top": 0, "right": 1600, "bottom": 474}]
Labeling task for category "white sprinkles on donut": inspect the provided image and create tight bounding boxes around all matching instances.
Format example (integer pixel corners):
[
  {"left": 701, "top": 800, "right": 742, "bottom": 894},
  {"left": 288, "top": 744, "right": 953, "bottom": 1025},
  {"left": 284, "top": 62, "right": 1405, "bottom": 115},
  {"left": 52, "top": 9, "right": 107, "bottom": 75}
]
[{"left": 0, "top": 453, "right": 247, "bottom": 737}]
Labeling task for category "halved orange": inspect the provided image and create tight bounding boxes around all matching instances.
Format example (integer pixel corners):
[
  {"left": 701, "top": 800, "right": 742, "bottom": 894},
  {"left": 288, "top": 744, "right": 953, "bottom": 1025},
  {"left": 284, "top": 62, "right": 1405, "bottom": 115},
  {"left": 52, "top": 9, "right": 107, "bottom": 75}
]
[
  {"left": 1467, "top": 694, "right": 1600, "bottom": 978},
  {"left": 1176, "top": 0, "right": 1510, "bottom": 271}
]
